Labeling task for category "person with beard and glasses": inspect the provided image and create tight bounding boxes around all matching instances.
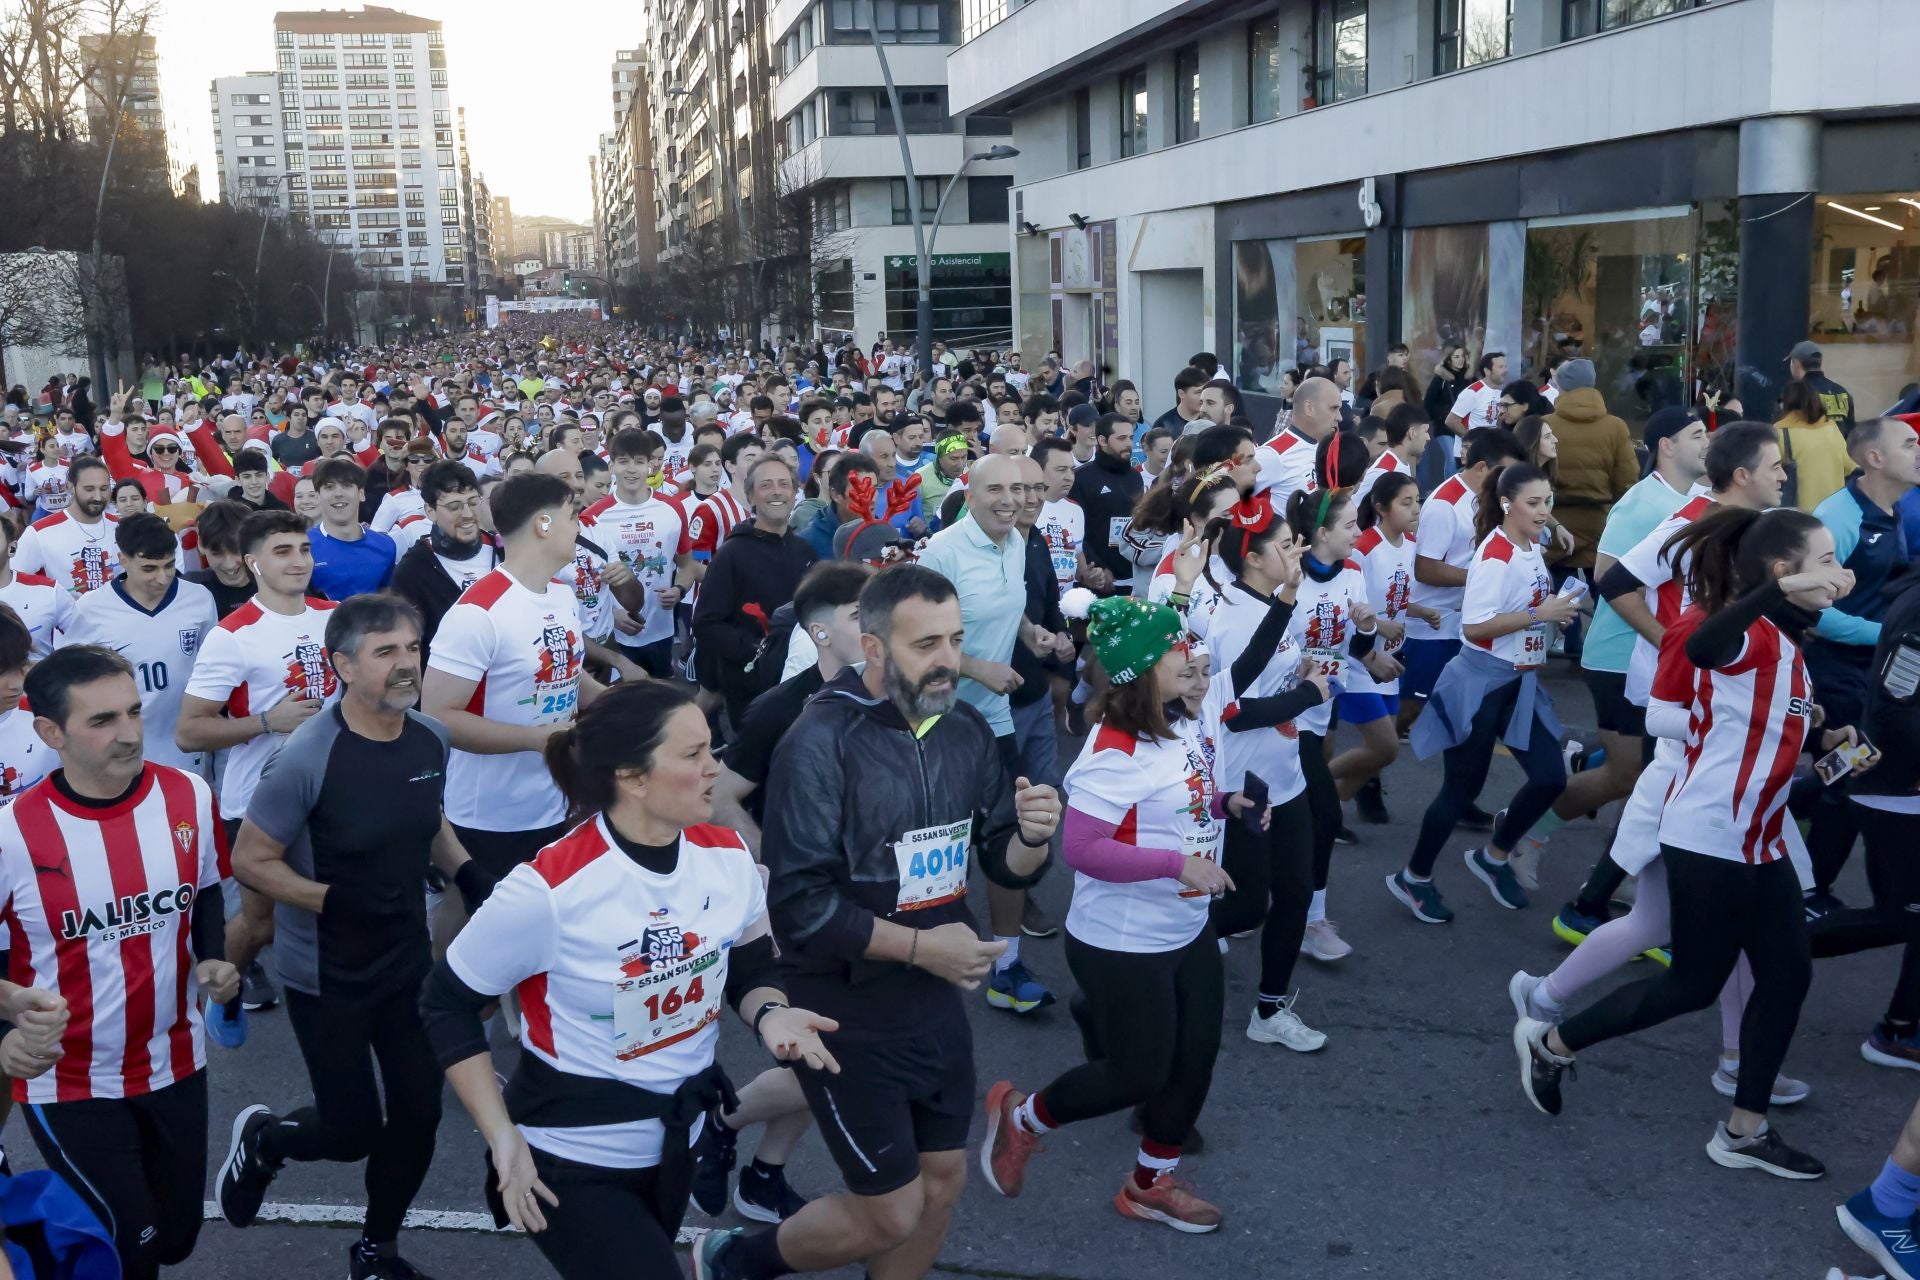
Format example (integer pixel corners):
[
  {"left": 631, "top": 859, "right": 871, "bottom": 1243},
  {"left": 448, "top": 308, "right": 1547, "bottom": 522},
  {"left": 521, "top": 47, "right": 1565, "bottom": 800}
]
[
  {"left": 216, "top": 594, "right": 492, "bottom": 1280},
  {"left": 307, "top": 457, "right": 397, "bottom": 602},
  {"left": 693, "top": 456, "right": 818, "bottom": 727},
  {"left": 14, "top": 454, "right": 119, "bottom": 599},
  {"left": 918, "top": 454, "right": 1060, "bottom": 1012},
  {"left": 1070, "top": 414, "right": 1147, "bottom": 598},
  {"left": 695, "top": 566, "right": 1058, "bottom": 1280},
  {"left": 391, "top": 462, "right": 498, "bottom": 668}
]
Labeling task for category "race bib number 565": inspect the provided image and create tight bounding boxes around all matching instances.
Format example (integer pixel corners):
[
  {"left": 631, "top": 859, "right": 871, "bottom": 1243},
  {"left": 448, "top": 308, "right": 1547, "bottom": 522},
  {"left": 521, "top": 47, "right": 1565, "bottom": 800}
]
[{"left": 893, "top": 817, "right": 972, "bottom": 911}]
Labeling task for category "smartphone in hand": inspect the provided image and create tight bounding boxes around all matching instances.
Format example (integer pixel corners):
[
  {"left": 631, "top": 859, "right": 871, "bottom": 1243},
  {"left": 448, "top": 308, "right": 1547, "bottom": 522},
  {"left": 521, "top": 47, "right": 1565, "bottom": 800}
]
[{"left": 1239, "top": 772, "right": 1270, "bottom": 833}]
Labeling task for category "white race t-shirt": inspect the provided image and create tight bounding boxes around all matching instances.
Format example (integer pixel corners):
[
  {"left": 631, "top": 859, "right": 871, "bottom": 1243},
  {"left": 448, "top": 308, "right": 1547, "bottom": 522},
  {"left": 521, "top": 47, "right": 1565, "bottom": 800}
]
[
  {"left": 1461, "top": 528, "right": 1553, "bottom": 671},
  {"left": 1347, "top": 528, "right": 1416, "bottom": 695},
  {"left": 428, "top": 569, "right": 584, "bottom": 832},
  {"left": 1034, "top": 498, "right": 1085, "bottom": 593},
  {"left": 1062, "top": 720, "right": 1221, "bottom": 953},
  {"left": 1615, "top": 493, "right": 1714, "bottom": 706},
  {"left": 1288, "top": 560, "right": 1367, "bottom": 734},
  {"left": 15, "top": 511, "right": 120, "bottom": 599},
  {"left": 447, "top": 818, "right": 763, "bottom": 1167},
  {"left": 1253, "top": 427, "right": 1316, "bottom": 503},
  {"left": 1201, "top": 581, "right": 1306, "bottom": 805},
  {"left": 1407, "top": 473, "right": 1478, "bottom": 642},
  {"left": 0, "top": 700, "right": 51, "bottom": 805},
  {"left": 0, "top": 569, "right": 75, "bottom": 659},
  {"left": 581, "top": 493, "right": 685, "bottom": 646}
]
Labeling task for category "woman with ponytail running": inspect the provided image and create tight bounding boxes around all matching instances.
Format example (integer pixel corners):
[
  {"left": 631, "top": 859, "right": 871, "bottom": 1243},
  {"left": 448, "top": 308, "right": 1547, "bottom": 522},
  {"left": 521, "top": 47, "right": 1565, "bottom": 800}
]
[
  {"left": 418, "top": 681, "right": 838, "bottom": 1278},
  {"left": 1388, "top": 463, "right": 1578, "bottom": 924},
  {"left": 1188, "top": 494, "right": 1338, "bottom": 1049},
  {"left": 1514, "top": 505, "right": 1861, "bottom": 1180},
  {"left": 1331, "top": 471, "right": 1441, "bottom": 828},
  {"left": 1279, "top": 463, "right": 1384, "bottom": 961}
]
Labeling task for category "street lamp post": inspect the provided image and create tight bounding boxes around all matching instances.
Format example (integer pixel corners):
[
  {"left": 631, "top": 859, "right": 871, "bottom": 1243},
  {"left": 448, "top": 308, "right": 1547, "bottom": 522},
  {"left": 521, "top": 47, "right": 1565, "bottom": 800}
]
[
  {"left": 866, "top": 24, "right": 1017, "bottom": 377},
  {"left": 250, "top": 173, "right": 297, "bottom": 334},
  {"left": 88, "top": 81, "right": 157, "bottom": 392}
]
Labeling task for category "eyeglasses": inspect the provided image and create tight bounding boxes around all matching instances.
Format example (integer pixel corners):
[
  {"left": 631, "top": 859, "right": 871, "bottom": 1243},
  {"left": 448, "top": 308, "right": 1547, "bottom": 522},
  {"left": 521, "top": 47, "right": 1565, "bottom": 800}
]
[{"left": 150, "top": 444, "right": 181, "bottom": 455}]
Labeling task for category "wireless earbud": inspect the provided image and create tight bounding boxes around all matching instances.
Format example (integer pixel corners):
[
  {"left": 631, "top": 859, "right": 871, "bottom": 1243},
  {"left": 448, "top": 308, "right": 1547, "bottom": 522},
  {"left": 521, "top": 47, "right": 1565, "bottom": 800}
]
[
  {"left": 1501, "top": 501, "right": 1512, "bottom": 514},
  {"left": 538, "top": 514, "right": 553, "bottom": 532}
]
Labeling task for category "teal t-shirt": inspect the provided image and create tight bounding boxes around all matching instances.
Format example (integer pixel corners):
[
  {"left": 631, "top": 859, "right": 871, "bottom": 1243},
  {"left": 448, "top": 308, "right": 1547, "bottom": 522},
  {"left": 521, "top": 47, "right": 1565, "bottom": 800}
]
[{"left": 1581, "top": 472, "right": 1698, "bottom": 675}]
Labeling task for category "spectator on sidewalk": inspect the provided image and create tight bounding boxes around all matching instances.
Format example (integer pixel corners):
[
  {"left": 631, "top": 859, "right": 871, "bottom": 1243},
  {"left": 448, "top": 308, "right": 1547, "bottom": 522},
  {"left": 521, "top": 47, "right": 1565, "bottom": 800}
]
[{"left": 1541, "top": 359, "right": 1637, "bottom": 572}]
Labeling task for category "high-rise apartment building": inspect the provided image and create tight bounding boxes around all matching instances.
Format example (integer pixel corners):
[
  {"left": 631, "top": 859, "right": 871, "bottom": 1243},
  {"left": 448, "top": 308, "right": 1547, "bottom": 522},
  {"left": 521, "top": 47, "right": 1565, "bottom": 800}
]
[
  {"left": 595, "top": 48, "right": 660, "bottom": 288},
  {"left": 491, "top": 195, "right": 516, "bottom": 273},
  {"left": 82, "top": 31, "right": 167, "bottom": 152},
  {"left": 269, "top": 5, "right": 469, "bottom": 290},
  {"left": 210, "top": 73, "right": 284, "bottom": 209}
]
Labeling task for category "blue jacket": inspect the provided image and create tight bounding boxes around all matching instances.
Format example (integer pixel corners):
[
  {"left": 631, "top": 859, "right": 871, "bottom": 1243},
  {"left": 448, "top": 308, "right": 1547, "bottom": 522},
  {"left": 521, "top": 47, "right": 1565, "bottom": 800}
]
[
  {"left": 799, "top": 503, "right": 840, "bottom": 560},
  {"left": 1812, "top": 477, "right": 1908, "bottom": 650}
]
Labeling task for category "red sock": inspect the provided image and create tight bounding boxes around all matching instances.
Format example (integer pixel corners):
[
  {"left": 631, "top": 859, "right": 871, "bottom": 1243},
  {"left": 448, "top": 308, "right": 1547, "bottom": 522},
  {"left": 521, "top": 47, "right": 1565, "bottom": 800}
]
[{"left": 1133, "top": 1138, "right": 1180, "bottom": 1190}]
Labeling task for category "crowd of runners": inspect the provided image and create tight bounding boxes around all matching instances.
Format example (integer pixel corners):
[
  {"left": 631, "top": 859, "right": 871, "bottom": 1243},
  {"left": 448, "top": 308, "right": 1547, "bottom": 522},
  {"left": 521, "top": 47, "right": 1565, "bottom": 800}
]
[{"left": 0, "top": 324, "right": 1916, "bottom": 1279}]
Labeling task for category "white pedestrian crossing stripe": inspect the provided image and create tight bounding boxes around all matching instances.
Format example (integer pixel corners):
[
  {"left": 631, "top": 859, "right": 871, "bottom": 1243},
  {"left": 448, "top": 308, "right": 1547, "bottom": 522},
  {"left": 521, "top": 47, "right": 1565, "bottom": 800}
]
[{"left": 202, "top": 1200, "right": 708, "bottom": 1244}]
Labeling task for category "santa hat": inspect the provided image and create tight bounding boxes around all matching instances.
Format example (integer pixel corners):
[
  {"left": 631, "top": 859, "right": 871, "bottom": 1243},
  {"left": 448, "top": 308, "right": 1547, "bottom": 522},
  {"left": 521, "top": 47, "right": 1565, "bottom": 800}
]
[{"left": 145, "top": 431, "right": 183, "bottom": 452}]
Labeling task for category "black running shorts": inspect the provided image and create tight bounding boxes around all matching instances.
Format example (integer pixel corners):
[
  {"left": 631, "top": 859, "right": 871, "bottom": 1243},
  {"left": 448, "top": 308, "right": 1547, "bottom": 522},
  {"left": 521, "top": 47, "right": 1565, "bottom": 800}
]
[{"left": 793, "top": 1012, "right": 975, "bottom": 1197}]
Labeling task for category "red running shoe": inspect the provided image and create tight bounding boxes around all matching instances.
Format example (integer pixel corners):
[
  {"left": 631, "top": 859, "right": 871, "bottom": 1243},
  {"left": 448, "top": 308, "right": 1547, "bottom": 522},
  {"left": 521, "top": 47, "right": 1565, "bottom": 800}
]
[
  {"left": 1114, "top": 1171, "right": 1223, "bottom": 1234},
  {"left": 979, "top": 1080, "right": 1041, "bottom": 1197}
]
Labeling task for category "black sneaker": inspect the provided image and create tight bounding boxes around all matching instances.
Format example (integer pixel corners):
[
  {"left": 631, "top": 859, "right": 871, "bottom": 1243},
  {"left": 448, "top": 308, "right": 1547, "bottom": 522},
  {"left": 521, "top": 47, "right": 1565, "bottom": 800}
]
[
  {"left": 734, "top": 1162, "right": 808, "bottom": 1223},
  {"left": 690, "top": 1110, "right": 739, "bottom": 1217},
  {"left": 1705, "top": 1121, "right": 1824, "bottom": 1179},
  {"left": 216, "top": 1104, "right": 282, "bottom": 1228},
  {"left": 1355, "top": 777, "right": 1389, "bottom": 824},
  {"left": 1128, "top": 1105, "right": 1205, "bottom": 1154},
  {"left": 1513, "top": 1018, "right": 1573, "bottom": 1117},
  {"left": 1460, "top": 804, "right": 1495, "bottom": 833},
  {"left": 349, "top": 1240, "right": 436, "bottom": 1279},
  {"left": 241, "top": 960, "right": 279, "bottom": 1012},
  {"left": 1803, "top": 889, "right": 1848, "bottom": 923},
  {"left": 1333, "top": 825, "right": 1358, "bottom": 846}
]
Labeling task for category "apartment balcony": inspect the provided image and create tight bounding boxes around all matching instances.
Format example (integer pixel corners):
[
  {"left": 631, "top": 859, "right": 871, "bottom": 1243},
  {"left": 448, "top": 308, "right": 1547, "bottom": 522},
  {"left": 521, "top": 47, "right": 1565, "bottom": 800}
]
[
  {"left": 773, "top": 42, "right": 953, "bottom": 120},
  {"left": 779, "top": 132, "right": 981, "bottom": 190}
]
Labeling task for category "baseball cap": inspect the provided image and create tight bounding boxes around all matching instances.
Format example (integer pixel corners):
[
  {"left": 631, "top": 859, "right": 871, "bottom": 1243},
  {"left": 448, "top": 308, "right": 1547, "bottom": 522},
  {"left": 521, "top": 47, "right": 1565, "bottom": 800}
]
[
  {"left": 1640, "top": 407, "right": 1698, "bottom": 476},
  {"left": 1066, "top": 403, "right": 1100, "bottom": 430},
  {"left": 1787, "top": 340, "right": 1822, "bottom": 365}
]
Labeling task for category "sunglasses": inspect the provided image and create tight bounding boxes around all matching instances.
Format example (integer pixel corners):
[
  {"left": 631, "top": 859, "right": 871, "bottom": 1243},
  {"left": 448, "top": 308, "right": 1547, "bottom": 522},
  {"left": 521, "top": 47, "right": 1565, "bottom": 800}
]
[{"left": 151, "top": 444, "right": 181, "bottom": 455}]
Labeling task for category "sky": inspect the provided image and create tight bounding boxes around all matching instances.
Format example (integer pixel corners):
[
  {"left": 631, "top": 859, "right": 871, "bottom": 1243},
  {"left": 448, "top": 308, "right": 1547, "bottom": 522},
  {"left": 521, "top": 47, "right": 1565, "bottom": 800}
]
[{"left": 151, "top": 0, "right": 638, "bottom": 222}]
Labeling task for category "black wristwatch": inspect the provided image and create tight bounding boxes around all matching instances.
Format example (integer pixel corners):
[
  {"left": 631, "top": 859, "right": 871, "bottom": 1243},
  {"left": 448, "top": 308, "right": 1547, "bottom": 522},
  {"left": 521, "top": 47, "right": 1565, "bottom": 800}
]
[{"left": 750, "top": 1000, "right": 787, "bottom": 1039}]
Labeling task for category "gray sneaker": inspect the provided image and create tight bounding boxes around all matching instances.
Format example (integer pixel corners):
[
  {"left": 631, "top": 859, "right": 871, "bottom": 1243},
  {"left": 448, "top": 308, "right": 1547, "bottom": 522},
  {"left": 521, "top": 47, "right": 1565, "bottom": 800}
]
[{"left": 1465, "top": 847, "right": 1529, "bottom": 910}]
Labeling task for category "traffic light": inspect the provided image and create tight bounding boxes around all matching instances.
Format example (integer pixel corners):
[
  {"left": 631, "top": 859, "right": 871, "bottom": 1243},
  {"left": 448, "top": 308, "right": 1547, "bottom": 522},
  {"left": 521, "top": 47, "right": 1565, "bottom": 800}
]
[{"left": 562, "top": 272, "right": 573, "bottom": 293}]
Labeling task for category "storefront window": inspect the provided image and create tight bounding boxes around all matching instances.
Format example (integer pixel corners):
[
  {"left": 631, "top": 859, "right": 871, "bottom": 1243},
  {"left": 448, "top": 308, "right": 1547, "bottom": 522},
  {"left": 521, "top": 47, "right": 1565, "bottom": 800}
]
[
  {"left": 1403, "top": 223, "right": 1491, "bottom": 386},
  {"left": 1249, "top": 15, "right": 1285, "bottom": 124},
  {"left": 1298, "top": 236, "right": 1367, "bottom": 375},
  {"left": 1810, "top": 195, "right": 1920, "bottom": 415},
  {"left": 817, "top": 259, "right": 855, "bottom": 335},
  {"left": 1309, "top": 0, "right": 1368, "bottom": 108},
  {"left": 1693, "top": 199, "right": 1739, "bottom": 404},
  {"left": 885, "top": 253, "right": 1013, "bottom": 346},
  {"left": 1232, "top": 239, "right": 1291, "bottom": 394},
  {"left": 1523, "top": 208, "right": 1693, "bottom": 426}
]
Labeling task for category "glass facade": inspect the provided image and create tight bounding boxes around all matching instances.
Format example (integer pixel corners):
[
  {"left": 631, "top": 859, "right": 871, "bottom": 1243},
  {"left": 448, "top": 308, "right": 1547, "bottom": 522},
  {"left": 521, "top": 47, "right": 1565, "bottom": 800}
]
[
  {"left": 1810, "top": 194, "right": 1920, "bottom": 414},
  {"left": 887, "top": 254, "right": 1013, "bottom": 346},
  {"left": 1231, "top": 235, "right": 1365, "bottom": 390}
]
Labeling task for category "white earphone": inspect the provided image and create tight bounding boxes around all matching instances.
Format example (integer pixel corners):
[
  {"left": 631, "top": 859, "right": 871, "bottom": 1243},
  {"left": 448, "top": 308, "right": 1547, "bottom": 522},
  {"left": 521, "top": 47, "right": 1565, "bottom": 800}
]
[
  {"left": 1501, "top": 501, "right": 1512, "bottom": 514},
  {"left": 538, "top": 514, "right": 553, "bottom": 532}
]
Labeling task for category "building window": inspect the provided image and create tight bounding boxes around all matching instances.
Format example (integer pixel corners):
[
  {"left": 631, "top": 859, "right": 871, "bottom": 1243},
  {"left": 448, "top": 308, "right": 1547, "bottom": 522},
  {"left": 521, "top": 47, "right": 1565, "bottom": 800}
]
[
  {"left": 1073, "top": 87, "right": 1091, "bottom": 169},
  {"left": 1309, "top": 0, "right": 1367, "bottom": 107},
  {"left": 1118, "top": 66, "right": 1147, "bottom": 157},
  {"left": 1563, "top": 0, "right": 1703, "bottom": 40},
  {"left": 1436, "top": 0, "right": 1512, "bottom": 71},
  {"left": 1174, "top": 44, "right": 1200, "bottom": 143},
  {"left": 968, "top": 174, "right": 1012, "bottom": 223},
  {"left": 825, "top": 0, "right": 948, "bottom": 43},
  {"left": 891, "top": 175, "right": 942, "bottom": 224}
]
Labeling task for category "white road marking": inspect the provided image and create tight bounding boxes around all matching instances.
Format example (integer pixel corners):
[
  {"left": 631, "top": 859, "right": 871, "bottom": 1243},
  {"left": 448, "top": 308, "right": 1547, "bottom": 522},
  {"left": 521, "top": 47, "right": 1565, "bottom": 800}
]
[{"left": 202, "top": 1201, "right": 708, "bottom": 1244}]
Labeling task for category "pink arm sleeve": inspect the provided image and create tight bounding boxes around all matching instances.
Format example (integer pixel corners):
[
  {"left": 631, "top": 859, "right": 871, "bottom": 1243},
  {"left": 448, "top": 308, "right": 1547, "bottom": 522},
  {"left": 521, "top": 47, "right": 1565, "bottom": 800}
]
[{"left": 1062, "top": 806, "right": 1188, "bottom": 884}]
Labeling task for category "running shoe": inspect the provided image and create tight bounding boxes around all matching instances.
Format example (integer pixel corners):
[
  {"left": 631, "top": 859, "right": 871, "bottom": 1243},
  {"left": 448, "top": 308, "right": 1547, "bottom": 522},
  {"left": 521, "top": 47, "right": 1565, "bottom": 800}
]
[
  {"left": 1021, "top": 898, "right": 1060, "bottom": 939},
  {"left": 734, "top": 1162, "right": 807, "bottom": 1224},
  {"left": 985, "top": 961, "right": 1056, "bottom": 1013},
  {"left": 690, "top": 1110, "right": 739, "bottom": 1217},
  {"left": 1505, "top": 839, "right": 1544, "bottom": 893},
  {"left": 1711, "top": 1061, "right": 1811, "bottom": 1106},
  {"left": 980, "top": 1081, "right": 1042, "bottom": 1197},
  {"left": 1863, "top": 1024, "right": 1920, "bottom": 1071},
  {"left": 1355, "top": 776, "right": 1390, "bottom": 824},
  {"left": 1460, "top": 803, "right": 1495, "bottom": 833},
  {"left": 348, "top": 1241, "right": 436, "bottom": 1279},
  {"left": 1513, "top": 1017, "right": 1574, "bottom": 1117},
  {"left": 1246, "top": 995, "right": 1327, "bottom": 1052},
  {"left": 1837, "top": 1188, "right": 1920, "bottom": 1280},
  {"left": 1114, "top": 1171, "right": 1223, "bottom": 1234},
  {"left": 1300, "top": 919, "right": 1353, "bottom": 961},
  {"left": 1333, "top": 824, "right": 1358, "bottom": 847},
  {"left": 692, "top": 1229, "right": 744, "bottom": 1280},
  {"left": 1804, "top": 888, "right": 1849, "bottom": 922},
  {"left": 1705, "top": 1121, "right": 1824, "bottom": 1179},
  {"left": 1128, "top": 1106, "right": 1204, "bottom": 1154},
  {"left": 1640, "top": 945, "right": 1673, "bottom": 967},
  {"left": 216, "top": 1103, "right": 283, "bottom": 1228},
  {"left": 206, "top": 997, "right": 249, "bottom": 1049},
  {"left": 1386, "top": 870, "right": 1453, "bottom": 924},
  {"left": 1465, "top": 847, "right": 1529, "bottom": 910},
  {"left": 1507, "top": 970, "right": 1559, "bottom": 1024},
  {"left": 241, "top": 959, "right": 279, "bottom": 1012},
  {"left": 1552, "top": 903, "right": 1608, "bottom": 947}
]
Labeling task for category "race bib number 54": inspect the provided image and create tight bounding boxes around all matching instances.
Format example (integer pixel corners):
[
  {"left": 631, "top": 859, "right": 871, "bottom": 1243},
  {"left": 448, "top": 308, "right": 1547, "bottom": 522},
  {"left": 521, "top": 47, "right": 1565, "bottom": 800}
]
[{"left": 893, "top": 817, "right": 972, "bottom": 911}]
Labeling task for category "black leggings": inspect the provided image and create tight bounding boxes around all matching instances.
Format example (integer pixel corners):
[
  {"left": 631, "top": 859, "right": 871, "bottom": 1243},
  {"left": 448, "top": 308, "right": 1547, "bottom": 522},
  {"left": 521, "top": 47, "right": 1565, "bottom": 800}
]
[
  {"left": 526, "top": 1148, "right": 676, "bottom": 1278},
  {"left": 1408, "top": 684, "right": 1566, "bottom": 878},
  {"left": 23, "top": 1070, "right": 207, "bottom": 1280},
  {"left": 1559, "top": 848, "right": 1811, "bottom": 1115},
  {"left": 1040, "top": 927, "right": 1224, "bottom": 1147},
  {"left": 1298, "top": 730, "right": 1340, "bottom": 893},
  {"left": 258, "top": 984, "right": 443, "bottom": 1243},
  {"left": 1210, "top": 790, "right": 1313, "bottom": 999},
  {"left": 1809, "top": 805, "right": 1920, "bottom": 1027}
]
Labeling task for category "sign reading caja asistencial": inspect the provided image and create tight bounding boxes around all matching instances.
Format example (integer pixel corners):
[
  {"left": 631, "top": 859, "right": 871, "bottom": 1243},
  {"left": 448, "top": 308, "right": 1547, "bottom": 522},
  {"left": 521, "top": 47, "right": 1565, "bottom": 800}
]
[{"left": 885, "top": 253, "right": 1012, "bottom": 270}]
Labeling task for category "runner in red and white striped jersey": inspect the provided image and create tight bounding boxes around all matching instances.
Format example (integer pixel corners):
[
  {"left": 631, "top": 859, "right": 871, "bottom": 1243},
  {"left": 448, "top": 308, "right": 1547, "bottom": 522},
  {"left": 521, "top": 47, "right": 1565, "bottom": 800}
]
[{"left": 0, "top": 644, "right": 238, "bottom": 1279}]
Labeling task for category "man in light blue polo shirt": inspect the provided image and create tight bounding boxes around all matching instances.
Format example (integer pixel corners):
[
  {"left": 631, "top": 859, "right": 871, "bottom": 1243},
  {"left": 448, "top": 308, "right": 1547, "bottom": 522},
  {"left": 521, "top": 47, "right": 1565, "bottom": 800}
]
[
  {"left": 917, "top": 452, "right": 1057, "bottom": 1015},
  {"left": 1551, "top": 407, "right": 1709, "bottom": 940}
]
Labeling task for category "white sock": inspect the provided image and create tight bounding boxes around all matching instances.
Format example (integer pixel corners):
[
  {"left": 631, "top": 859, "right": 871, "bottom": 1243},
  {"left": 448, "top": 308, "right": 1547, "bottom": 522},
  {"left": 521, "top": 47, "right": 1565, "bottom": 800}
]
[
  {"left": 1528, "top": 979, "right": 1563, "bottom": 1022},
  {"left": 994, "top": 936, "right": 1020, "bottom": 973},
  {"left": 1720, "top": 1056, "right": 1739, "bottom": 1073},
  {"left": 1307, "top": 889, "right": 1328, "bottom": 925},
  {"left": 1014, "top": 1095, "right": 1052, "bottom": 1136},
  {"left": 1404, "top": 869, "right": 1432, "bottom": 884}
]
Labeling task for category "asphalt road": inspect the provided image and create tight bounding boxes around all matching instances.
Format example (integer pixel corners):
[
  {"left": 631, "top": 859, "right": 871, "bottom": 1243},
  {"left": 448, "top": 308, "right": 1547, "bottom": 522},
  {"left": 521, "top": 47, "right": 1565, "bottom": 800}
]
[{"left": 19, "top": 662, "right": 1906, "bottom": 1279}]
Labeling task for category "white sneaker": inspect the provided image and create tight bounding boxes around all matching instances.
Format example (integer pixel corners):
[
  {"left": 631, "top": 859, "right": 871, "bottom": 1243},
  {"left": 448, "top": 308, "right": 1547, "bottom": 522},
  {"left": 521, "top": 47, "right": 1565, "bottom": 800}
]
[
  {"left": 1711, "top": 1060, "right": 1811, "bottom": 1106},
  {"left": 1299, "top": 919, "right": 1353, "bottom": 961},
  {"left": 1506, "top": 839, "right": 1545, "bottom": 891},
  {"left": 1246, "top": 995, "right": 1327, "bottom": 1052}
]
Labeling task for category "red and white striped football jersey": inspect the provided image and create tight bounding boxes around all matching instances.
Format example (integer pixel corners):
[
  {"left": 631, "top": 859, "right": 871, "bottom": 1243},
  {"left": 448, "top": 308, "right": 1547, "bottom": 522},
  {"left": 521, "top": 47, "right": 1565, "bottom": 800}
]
[
  {"left": 0, "top": 765, "right": 226, "bottom": 1102},
  {"left": 684, "top": 490, "right": 750, "bottom": 562},
  {"left": 1653, "top": 609, "right": 1811, "bottom": 865}
]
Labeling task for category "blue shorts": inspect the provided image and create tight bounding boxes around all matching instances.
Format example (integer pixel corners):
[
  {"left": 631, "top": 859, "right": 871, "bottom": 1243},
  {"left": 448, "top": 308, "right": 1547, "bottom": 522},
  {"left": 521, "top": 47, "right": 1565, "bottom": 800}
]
[
  {"left": 1398, "top": 638, "right": 1461, "bottom": 702},
  {"left": 1337, "top": 691, "right": 1400, "bottom": 725}
]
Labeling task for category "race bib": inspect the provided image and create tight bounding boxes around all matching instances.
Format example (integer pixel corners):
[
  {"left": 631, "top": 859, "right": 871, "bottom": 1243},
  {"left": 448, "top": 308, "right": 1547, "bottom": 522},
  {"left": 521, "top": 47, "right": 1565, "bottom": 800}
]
[
  {"left": 893, "top": 817, "right": 972, "bottom": 911},
  {"left": 1051, "top": 550, "right": 1076, "bottom": 585},
  {"left": 1507, "top": 624, "right": 1547, "bottom": 671},
  {"left": 612, "top": 946, "right": 725, "bottom": 1060},
  {"left": 1305, "top": 646, "right": 1346, "bottom": 684},
  {"left": 1175, "top": 820, "right": 1223, "bottom": 897},
  {"left": 1109, "top": 516, "right": 1130, "bottom": 547}
]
